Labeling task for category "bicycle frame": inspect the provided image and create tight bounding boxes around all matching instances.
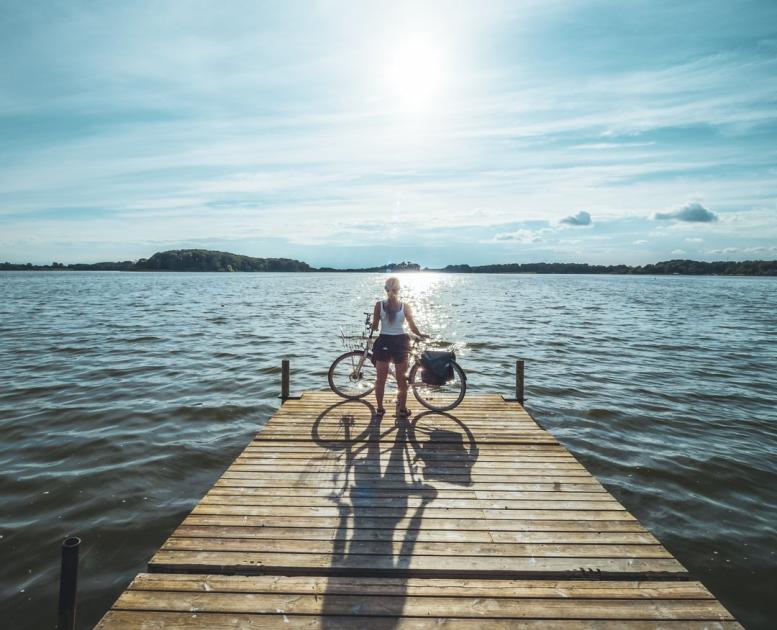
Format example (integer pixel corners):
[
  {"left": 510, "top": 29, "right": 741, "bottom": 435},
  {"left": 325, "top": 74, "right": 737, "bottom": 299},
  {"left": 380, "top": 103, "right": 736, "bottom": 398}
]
[{"left": 347, "top": 313, "right": 376, "bottom": 380}]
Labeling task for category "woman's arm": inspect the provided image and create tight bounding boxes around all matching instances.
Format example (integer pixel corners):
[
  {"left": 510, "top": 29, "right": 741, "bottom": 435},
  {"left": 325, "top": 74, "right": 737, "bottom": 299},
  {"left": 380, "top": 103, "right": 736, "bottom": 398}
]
[
  {"left": 372, "top": 301, "right": 381, "bottom": 331},
  {"left": 404, "top": 303, "right": 424, "bottom": 337}
]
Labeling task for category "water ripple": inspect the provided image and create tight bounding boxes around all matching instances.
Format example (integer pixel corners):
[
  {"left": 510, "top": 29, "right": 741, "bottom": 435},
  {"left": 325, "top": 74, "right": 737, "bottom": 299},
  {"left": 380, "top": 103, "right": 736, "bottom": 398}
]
[{"left": 0, "top": 271, "right": 775, "bottom": 629}]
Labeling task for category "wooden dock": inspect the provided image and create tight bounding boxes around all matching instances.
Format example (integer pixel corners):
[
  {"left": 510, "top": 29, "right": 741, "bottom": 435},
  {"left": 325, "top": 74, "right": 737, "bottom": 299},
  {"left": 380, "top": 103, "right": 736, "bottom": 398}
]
[{"left": 96, "top": 391, "right": 740, "bottom": 628}]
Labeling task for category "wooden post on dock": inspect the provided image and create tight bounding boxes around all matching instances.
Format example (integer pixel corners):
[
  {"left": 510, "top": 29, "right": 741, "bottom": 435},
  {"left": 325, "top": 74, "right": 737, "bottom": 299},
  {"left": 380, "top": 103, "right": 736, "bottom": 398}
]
[
  {"left": 516, "top": 359, "right": 525, "bottom": 403},
  {"left": 281, "top": 359, "right": 290, "bottom": 402}
]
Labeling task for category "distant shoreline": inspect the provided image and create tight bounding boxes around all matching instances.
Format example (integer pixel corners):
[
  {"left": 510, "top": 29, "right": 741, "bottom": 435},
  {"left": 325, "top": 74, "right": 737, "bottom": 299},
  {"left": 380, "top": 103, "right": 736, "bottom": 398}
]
[
  {"left": 3, "top": 269, "right": 776, "bottom": 278},
  {"left": 2, "top": 248, "right": 776, "bottom": 276}
]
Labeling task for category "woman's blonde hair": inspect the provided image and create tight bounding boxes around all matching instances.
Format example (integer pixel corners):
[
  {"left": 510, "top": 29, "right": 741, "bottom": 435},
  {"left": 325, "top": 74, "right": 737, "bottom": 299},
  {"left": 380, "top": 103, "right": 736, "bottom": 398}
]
[
  {"left": 384, "top": 276, "right": 401, "bottom": 294},
  {"left": 383, "top": 277, "right": 401, "bottom": 323}
]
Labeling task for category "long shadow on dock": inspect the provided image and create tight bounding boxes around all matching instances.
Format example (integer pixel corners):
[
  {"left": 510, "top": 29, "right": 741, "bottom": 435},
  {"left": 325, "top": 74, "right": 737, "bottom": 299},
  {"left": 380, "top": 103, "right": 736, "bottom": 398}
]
[{"left": 311, "top": 401, "right": 477, "bottom": 629}]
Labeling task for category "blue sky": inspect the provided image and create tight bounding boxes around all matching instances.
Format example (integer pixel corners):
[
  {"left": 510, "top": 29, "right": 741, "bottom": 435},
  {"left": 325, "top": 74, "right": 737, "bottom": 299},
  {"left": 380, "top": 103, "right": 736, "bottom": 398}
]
[{"left": 1, "top": 0, "right": 776, "bottom": 267}]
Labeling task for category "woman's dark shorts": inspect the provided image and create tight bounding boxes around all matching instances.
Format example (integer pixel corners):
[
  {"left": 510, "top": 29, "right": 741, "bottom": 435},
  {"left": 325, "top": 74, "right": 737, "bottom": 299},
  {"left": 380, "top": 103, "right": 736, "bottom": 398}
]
[{"left": 373, "top": 334, "right": 410, "bottom": 364}]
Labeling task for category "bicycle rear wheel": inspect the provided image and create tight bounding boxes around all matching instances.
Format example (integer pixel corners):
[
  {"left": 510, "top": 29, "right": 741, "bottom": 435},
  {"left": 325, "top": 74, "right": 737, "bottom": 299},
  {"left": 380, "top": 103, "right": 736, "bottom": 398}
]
[
  {"left": 408, "top": 360, "right": 466, "bottom": 411},
  {"left": 328, "top": 350, "right": 377, "bottom": 399}
]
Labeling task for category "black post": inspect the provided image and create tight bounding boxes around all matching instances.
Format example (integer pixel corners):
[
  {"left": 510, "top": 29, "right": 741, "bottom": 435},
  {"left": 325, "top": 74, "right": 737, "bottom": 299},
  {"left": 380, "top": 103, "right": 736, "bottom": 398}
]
[
  {"left": 516, "top": 360, "right": 525, "bottom": 404},
  {"left": 281, "top": 359, "right": 290, "bottom": 402},
  {"left": 57, "top": 536, "right": 80, "bottom": 630}
]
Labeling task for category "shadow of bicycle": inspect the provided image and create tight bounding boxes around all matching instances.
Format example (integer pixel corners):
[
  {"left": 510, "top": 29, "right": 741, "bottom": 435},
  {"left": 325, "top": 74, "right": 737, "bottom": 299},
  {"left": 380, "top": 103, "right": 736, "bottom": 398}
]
[{"left": 408, "top": 410, "right": 480, "bottom": 487}]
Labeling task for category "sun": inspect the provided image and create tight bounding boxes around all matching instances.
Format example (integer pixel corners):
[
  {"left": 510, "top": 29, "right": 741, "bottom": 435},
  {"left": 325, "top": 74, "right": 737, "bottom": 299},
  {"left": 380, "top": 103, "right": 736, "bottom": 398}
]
[{"left": 383, "top": 37, "right": 446, "bottom": 114}]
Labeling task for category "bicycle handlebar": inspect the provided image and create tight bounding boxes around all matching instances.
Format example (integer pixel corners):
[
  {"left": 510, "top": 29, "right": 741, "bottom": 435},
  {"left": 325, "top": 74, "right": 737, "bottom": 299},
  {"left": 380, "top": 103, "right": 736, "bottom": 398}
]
[{"left": 411, "top": 334, "right": 430, "bottom": 347}]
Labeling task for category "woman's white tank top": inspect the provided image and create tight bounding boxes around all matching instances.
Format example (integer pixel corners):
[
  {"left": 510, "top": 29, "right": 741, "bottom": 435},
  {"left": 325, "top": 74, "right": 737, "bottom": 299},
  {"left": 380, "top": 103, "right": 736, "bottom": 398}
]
[{"left": 379, "top": 300, "right": 406, "bottom": 335}]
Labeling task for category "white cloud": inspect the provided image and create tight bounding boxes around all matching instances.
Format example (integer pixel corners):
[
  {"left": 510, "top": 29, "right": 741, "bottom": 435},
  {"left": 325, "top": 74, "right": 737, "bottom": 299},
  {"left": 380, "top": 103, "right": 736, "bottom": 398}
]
[
  {"left": 493, "top": 229, "right": 543, "bottom": 243},
  {"left": 632, "top": 239, "right": 648, "bottom": 245}
]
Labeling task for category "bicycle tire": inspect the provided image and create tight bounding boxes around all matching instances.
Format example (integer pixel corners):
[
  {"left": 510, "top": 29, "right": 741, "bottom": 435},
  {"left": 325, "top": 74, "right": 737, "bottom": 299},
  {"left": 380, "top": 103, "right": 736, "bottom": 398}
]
[
  {"left": 408, "top": 360, "right": 466, "bottom": 411},
  {"left": 311, "top": 398, "right": 376, "bottom": 450},
  {"left": 328, "top": 350, "right": 377, "bottom": 399}
]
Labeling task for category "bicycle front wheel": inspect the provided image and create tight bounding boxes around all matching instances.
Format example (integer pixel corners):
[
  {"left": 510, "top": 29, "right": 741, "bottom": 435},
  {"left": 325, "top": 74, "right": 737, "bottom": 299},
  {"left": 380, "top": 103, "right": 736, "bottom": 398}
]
[
  {"left": 409, "top": 360, "right": 466, "bottom": 411},
  {"left": 328, "top": 350, "right": 377, "bottom": 399}
]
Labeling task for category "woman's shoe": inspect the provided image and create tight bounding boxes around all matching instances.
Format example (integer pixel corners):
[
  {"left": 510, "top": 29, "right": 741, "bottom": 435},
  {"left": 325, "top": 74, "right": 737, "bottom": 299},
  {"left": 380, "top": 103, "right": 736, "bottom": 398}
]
[
  {"left": 397, "top": 407, "right": 412, "bottom": 418},
  {"left": 375, "top": 407, "right": 386, "bottom": 417}
]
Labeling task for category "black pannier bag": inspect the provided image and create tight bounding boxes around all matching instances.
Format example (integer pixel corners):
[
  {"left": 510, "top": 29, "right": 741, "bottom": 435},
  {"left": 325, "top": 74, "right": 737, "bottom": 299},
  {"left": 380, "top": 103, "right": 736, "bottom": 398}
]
[{"left": 420, "top": 350, "right": 456, "bottom": 386}]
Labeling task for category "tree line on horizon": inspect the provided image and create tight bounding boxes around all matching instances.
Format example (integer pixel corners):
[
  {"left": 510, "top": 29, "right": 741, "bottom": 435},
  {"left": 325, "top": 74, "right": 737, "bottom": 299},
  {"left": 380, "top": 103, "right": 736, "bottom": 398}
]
[
  {"left": 2, "top": 248, "right": 776, "bottom": 276},
  {"left": 0, "top": 250, "right": 312, "bottom": 273},
  {"left": 440, "top": 259, "right": 777, "bottom": 276}
]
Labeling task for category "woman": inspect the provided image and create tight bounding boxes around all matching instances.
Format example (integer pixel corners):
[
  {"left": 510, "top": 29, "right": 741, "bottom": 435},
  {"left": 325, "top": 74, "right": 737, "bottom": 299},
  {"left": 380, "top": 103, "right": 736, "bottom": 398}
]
[{"left": 372, "top": 276, "right": 426, "bottom": 417}]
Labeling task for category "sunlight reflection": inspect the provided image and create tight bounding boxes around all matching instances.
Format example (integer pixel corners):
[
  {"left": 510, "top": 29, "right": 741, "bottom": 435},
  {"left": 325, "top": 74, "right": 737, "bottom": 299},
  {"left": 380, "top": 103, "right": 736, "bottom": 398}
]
[{"left": 386, "top": 272, "right": 467, "bottom": 354}]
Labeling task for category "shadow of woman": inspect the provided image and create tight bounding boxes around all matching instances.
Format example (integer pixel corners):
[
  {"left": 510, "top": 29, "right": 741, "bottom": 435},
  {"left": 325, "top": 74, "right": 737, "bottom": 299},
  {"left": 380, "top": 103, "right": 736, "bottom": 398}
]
[
  {"left": 311, "top": 402, "right": 481, "bottom": 627},
  {"left": 311, "top": 401, "right": 436, "bottom": 629}
]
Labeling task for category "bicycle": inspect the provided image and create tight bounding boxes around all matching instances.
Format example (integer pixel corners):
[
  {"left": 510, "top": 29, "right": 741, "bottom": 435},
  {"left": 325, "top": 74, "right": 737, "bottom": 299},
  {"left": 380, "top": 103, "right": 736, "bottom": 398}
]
[{"left": 328, "top": 312, "right": 467, "bottom": 412}]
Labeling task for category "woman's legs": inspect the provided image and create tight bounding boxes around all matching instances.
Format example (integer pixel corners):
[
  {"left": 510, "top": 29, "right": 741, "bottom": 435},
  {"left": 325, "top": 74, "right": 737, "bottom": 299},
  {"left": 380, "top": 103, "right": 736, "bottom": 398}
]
[
  {"left": 395, "top": 358, "right": 409, "bottom": 412},
  {"left": 375, "top": 360, "right": 389, "bottom": 410}
]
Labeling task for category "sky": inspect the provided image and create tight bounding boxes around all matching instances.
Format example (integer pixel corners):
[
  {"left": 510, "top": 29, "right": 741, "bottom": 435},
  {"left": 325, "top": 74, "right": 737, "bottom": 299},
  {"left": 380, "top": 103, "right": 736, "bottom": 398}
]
[{"left": 1, "top": 0, "right": 776, "bottom": 267}]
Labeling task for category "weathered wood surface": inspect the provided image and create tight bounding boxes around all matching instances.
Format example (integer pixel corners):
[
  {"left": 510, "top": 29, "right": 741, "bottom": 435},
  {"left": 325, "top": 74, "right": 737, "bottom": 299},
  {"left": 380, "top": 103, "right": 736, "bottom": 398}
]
[
  {"left": 96, "top": 574, "right": 739, "bottom": 629},
  {"left": 96, "top": 390, "right": 740, "bottom": 628}
]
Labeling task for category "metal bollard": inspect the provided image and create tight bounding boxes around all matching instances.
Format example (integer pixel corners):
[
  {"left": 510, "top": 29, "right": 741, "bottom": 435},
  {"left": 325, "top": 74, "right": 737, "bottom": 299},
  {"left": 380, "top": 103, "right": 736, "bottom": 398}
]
[
  {"left": 281, "top": 359, "right": 290, "bottom": 402},
  {"left": 515, "top": 360, "right": 525, "bottom": 403},
  {"left": 57, "top": 536, "right": 80, "bottom": 630}
]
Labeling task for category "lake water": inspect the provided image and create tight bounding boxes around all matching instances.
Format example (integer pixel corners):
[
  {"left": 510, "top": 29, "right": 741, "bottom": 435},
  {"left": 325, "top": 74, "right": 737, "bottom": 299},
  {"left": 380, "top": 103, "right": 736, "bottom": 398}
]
[{"left": 1, "top": 271, "right": 775, "bottom": 629}]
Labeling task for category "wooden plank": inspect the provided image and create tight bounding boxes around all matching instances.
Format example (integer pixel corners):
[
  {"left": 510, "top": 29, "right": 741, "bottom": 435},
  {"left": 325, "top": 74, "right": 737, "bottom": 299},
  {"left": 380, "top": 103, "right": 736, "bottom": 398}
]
[
  {"left": 236, "top": 455, "right": 580, "bottom": 463},
  {"left": 206, "top": 488, "right": 610, "bottom": 500},
  {"left": 254, "top": 436, "right": 560, "bottom": 445},
  {"left": 97, "top": 610, "right": 742, "bottom": 629},
  {"left": 244, "top": 440, "right": 563, "bottom": 447},
  {"left": 199, "top": 495, "right": 625, "bottom": 510},
  {"left": 171, "top": 525, "right": 660, "bottom": 544},
  {"left": 214, "top": 484, "right": 609, "bottom": 498},
  {"left": 274, "top": 421, "right": 543, "bottom": 428},
  {"left": 238, "top": 454, "right": 573, "bottom": 462},
  {"left": 160, "top": 537, "right": 672, "bottom": 559},
  {"left": 229, "top": 450, "right": 577, "bottom": 462},
  {"left": 245, "top": 444, "right": 570, "bottom": 453},
  {"left": 189, "top": 505, "right": 637, "bottom": 520},
  {"left": 112, "top": 590, "right": 733, "bottom": 620},
  {"left": 123, "top": 573, "right": 721, "bottom": 599},
  {"left": 181, "top": 514, "right": 650, "bottom": 531},
  {"left": 149, "top": 549, "right": 686, "bottom": 577},
  {"left": 227, "top": 461, "right": 589, "bottom": 471},
  {"left": 219, "top": 471, "right": 598, "bottom": 480},
  {"left": 202, "top": 496, "right": 620, "bottom": 508}
]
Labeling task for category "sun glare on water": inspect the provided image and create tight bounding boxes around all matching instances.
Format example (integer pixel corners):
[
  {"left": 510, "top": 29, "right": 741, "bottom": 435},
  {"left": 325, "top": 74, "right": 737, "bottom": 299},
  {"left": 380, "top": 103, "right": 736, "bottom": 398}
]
[
  {"left": 386, "top": 273, "right": 463, "bottom": 341},
  {"left": 383, "top": 37, "right": 446, "bottom": 114}
]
